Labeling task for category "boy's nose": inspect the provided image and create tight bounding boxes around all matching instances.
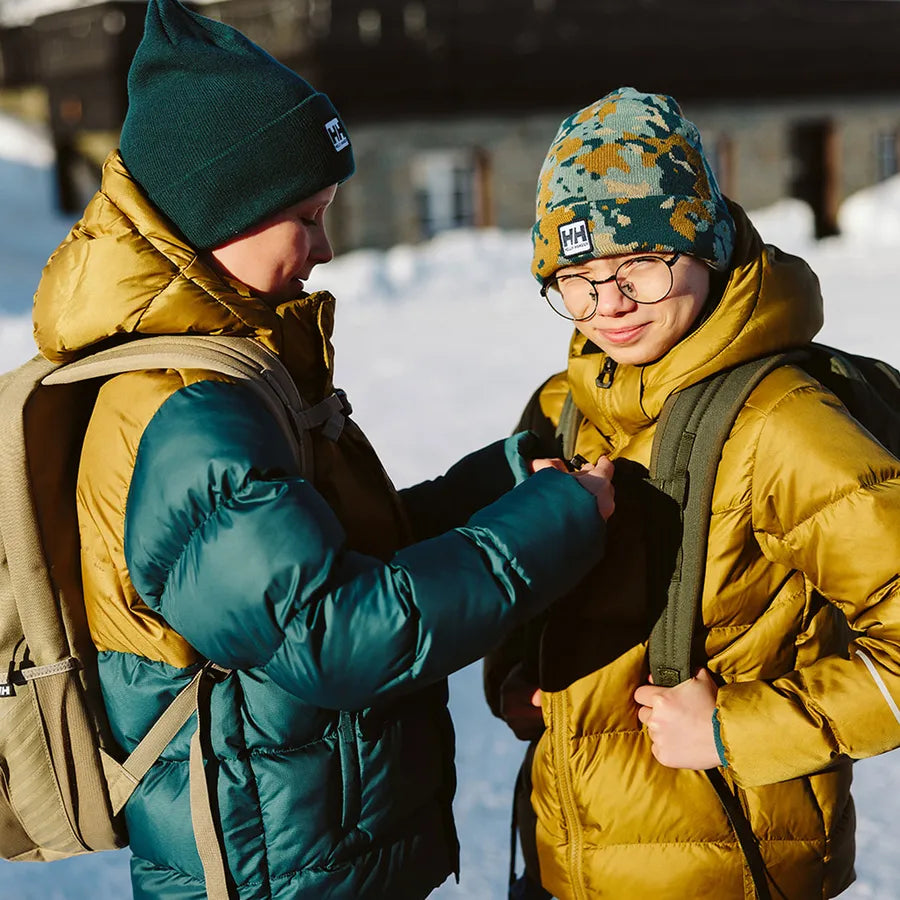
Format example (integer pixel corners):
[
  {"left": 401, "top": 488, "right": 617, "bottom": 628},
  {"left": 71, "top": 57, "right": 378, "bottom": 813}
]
[
  {"left": 593, "top": 279, "right": 638, "bottom": 317},
  {"left": 310, "top": 228, "right": 334, "bottom": 266}
]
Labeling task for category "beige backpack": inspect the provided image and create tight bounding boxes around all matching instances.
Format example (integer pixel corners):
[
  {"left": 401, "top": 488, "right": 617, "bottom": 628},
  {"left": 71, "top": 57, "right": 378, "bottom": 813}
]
[{"left": 0, "top": 335, "right": 350, "bottom": 897}]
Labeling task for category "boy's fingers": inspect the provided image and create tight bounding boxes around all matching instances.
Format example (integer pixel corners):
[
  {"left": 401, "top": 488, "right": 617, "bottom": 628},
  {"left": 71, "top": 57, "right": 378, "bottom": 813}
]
[
  {"left": 530, "top": 457, "right": 570, "bottom": 473},
  {"left": 633, "top": 684, "right": 663, "bottom": 705},
  {"left": 593, "top": 455, "right": 614, "bottom": 478}
]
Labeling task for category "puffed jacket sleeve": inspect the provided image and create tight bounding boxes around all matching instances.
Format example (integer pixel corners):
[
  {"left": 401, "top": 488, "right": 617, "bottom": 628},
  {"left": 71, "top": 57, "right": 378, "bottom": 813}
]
[
  {"left": 716, "top": 384, "right": 900, "bottom": 786},
  {"left": 125, "top": 380, "right": 606, "bottom": 711},
  {"left": 482, "top": 381, "right": 562, "bottom": 720},
  {"left": 399, "top": 431, "right": 541, "bottom": 540}
]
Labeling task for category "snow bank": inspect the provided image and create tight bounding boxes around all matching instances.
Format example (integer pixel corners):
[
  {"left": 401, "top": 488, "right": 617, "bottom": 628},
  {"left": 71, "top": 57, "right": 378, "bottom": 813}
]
[
  {"left": 839, "top": 174, "right": 900, "bottom": 246},
  {"left": 306, "top": 228, "right": 536, "bottom": 307},
  {"left": 747, "top": 198, "right": 816, "bottom": 255},
  {"left": 0, "top": 114, "right": 75, "bottom": 313},
  {"left": 0, "top": 111, "right": 54, "bottom": 166}
]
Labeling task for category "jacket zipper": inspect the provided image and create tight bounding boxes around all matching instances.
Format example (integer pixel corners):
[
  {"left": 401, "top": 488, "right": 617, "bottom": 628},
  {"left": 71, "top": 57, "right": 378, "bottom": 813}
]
[
  {"left": 596, "top": 357, "right": 617, "bottom": 389},
  {"left": 338, "top": 711, "right": 361, "bottom": 832},
  {"left": 551, "top": 691, "right": 588, "bottom": 900}
]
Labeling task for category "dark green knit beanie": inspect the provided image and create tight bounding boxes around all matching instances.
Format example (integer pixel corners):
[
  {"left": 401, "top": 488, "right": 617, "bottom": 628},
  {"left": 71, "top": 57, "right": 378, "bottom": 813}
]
[
  {"left": 120, "top": 0, "right": 354, "bottom": 250},
  {"left": 532, "top": 86, "right": 734, "bottom": 283}
]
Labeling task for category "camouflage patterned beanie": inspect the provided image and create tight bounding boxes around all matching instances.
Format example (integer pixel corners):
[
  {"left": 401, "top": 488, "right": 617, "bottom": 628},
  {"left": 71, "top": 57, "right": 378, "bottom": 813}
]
[{"left": 531, "top": 87, "right": 735, "bottom": 283}]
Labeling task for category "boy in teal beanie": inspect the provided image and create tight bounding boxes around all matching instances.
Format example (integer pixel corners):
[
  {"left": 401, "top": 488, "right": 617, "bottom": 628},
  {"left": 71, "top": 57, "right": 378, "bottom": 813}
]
[
  {"left": 30, "top": 2, "right": 617, "bottom": 899},
  {"left": 119, "top": 0, "right": 354, "bottom": 250}
]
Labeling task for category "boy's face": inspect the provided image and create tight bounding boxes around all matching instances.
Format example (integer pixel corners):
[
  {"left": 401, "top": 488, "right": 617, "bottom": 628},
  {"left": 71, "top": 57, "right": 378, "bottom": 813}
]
[
  {"left": 210, "top": 184, "right": 337, "bottom": 304},
  {"left": 556, "top": 253, "right": 711, "bottom": 365}
]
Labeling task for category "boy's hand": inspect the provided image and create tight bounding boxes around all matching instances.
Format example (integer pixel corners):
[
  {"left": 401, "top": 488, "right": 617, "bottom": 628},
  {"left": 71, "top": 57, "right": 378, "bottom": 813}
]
[
  {"left": 572, "top": 457, "right": 615, "bottom": 521},
  {"left": 529, "top": 456, "right": 615, "bottom": 521},
  {"left": 529, "top": 457, "right": 570, "bottom": 473},
  {"left": 633, "top": 668, "right": 720, "bottom": 770}
]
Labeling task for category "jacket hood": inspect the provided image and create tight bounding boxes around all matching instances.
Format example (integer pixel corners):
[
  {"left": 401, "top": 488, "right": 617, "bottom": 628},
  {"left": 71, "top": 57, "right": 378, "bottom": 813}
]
[
  {"left": 566, "top": 200, "right": 824, "bottom": 450},
  {"left": 32, "top": 151, "right": 337, "bottom": 400}
]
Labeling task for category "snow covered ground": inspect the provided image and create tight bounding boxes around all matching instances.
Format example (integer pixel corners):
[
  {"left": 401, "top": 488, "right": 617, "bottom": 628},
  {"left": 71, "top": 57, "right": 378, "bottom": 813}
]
[{"left": 2, "top": 110, "right": 900, "bottom": 898}]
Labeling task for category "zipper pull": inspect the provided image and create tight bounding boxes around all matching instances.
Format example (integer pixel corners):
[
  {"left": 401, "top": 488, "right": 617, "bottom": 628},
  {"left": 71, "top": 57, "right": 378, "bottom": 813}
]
[{"left": 596, "top": 357, "right": 617, "bottom": 389}]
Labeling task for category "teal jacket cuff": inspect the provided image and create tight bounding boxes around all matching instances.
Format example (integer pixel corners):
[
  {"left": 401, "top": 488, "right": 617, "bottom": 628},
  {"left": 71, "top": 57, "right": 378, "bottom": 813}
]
[{"left": 712, "top": 707, "right": 728, "bottom": 768}]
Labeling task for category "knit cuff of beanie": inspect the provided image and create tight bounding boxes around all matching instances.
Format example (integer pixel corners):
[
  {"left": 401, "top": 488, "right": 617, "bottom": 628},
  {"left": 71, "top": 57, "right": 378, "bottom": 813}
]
[
  {"left": 531, "top": 194, "right": 736, "bottom": 284},
  {"left": 130, "top": 92, "right": 354, "bottom": 250}
]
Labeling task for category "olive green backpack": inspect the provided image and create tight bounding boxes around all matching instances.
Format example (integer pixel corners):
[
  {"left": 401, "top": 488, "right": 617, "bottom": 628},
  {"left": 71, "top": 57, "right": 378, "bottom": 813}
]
[{"left": 0, "top": 336, "right": 350, "bottom": 897}]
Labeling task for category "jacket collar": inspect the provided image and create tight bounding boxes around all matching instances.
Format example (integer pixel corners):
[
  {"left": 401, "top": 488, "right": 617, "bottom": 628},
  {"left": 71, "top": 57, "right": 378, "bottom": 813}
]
[
  {"left": 566, "top": 201, "right": 824, "bottom": 455},
  {"left": 33, "top": 152, "right": 335, "bottom": 400}
]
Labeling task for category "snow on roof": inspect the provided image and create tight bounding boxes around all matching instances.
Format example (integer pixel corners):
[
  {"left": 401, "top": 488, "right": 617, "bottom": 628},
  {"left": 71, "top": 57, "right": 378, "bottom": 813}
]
[
  {"left": 0, "top": 0, "right": 216, "bottom": 28},
  {"left": 1, "top": 0, "right": 116, "bottom": 27}
]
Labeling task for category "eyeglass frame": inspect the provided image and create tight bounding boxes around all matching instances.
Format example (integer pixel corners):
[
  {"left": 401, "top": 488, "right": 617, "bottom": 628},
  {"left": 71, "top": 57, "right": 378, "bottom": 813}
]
[{"left": 540, "top": 252, "right": 683, "bottom": 322}]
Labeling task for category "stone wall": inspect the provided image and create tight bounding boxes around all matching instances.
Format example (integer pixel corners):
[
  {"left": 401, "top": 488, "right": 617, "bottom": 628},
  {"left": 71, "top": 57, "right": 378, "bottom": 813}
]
[{"left": 332, "top": 95, "right": 900, "bottom": 252}]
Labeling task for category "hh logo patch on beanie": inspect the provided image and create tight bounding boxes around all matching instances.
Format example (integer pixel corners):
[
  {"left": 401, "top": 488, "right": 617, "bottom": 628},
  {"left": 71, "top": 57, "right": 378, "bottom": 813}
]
[
  {"left": 559, "top": 219, "right": 592, "bottom": 258},
  {"left": 326, "top": 118, "right": 349, "bottom": 152}
]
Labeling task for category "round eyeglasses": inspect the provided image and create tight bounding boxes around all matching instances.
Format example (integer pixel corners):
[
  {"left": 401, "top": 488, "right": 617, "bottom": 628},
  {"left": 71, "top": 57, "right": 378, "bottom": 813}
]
[{"left": 541, "top": 253, "right": 682, "bottom": 321}]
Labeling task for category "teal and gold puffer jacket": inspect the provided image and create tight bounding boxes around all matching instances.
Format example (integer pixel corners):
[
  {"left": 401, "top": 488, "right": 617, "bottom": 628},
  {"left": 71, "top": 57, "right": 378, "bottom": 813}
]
[
  {"left": 32, "top": 153, "right": 608, "bottom": 899},
  {"left": 490, "top": 204, "right": 900, "bottom": 899}
]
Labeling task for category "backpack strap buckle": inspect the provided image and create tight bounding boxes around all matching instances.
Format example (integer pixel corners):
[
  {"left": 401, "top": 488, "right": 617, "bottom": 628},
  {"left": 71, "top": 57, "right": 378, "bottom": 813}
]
[
  {"left": 293, "top": 389, "right": 352, "bottom": 442},
  {"left": 203, "top": 661, "right": 232, "bottom": 684}
]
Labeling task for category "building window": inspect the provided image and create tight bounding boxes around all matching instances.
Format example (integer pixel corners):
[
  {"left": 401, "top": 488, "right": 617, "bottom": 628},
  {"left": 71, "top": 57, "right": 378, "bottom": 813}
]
[
  {"left": 358, "top": 9, "right": 382, "bottom": 44},
  {"left": 404, "top": 3, "right": 427, "bottom": 39},
  {"left": 309, "top": 0, "right": 331, "bottom": 37},
  {"left": 876, "top": 131, "right": 899, "bottom": 181},
  {"left": 101, "top": 10, "right": 126, "bottom": 35},
  {"left": 412, "top": 150, "right": 491, "bottom": 239}
]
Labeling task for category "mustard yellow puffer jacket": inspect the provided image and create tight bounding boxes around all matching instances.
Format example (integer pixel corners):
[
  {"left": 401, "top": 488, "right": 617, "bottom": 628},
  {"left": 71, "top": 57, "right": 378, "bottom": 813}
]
[{"left": 516, "top": 205, "right": 900, "bottom": 899}]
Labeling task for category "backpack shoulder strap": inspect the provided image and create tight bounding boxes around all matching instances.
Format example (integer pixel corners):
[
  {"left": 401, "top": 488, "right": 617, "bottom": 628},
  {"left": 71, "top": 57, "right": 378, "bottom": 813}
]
[
  {"left": 42, "top": 335, "right": 351, "bottom": 483},
  {"left": 0, "top": 354, "right": 74, "bottom": 665},
  {"left": 647, "top": 352, "right": 805, "bottom": 900},
  {"left": 100, "top": 660, "right": 232, "bottom": 899},
  {"left": 555, "top": 390, "right": 584, "bottom": 462},
  {"left": 647, "top": 353, "right": 797, "bottom": 688}
]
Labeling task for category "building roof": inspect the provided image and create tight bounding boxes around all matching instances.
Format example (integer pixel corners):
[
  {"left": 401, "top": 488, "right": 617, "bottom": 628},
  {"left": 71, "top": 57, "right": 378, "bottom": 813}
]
[
  {"left": 0, "top": 0, "right": 213, "bottom": 28},
  {"left": 3, "top": 0, "right": 899, "bottom": 118}
]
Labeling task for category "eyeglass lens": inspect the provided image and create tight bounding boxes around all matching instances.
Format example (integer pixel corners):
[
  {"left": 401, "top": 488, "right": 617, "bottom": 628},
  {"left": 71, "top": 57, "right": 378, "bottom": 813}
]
[{"left": 544, "top": 257, "right": 676, "bottom": 320}]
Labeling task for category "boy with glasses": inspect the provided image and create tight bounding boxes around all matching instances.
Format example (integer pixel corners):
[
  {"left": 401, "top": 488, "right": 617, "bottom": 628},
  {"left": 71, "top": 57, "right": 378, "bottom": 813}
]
[{"left": 486, "top": 86, "right": 900, "bottom": 899}]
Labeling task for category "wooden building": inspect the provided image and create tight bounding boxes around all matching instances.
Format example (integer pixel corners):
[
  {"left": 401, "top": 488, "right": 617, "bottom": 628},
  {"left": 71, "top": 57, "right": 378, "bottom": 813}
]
[{"left": 1, "top": 0, "right": 899, "bottom": 246}]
